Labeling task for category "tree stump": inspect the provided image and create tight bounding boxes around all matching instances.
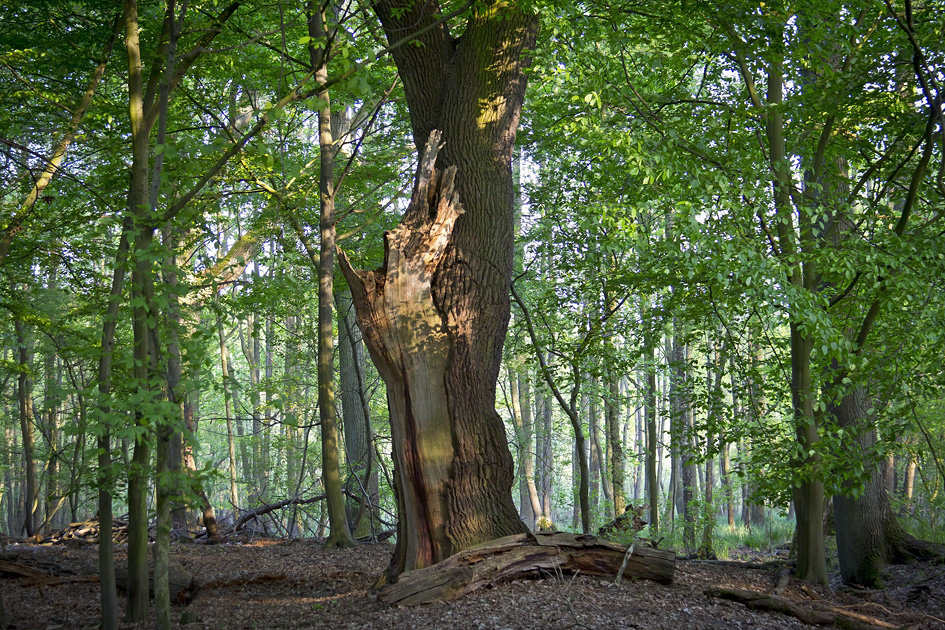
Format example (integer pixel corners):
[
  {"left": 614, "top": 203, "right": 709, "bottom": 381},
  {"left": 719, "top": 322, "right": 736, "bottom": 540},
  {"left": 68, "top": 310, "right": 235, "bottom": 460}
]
[
  {"left": 377, "top": 531, "right": 675, "bottom": 606},
  {"left": 115, "top": 555, "right": 196, "bottom": 605}
]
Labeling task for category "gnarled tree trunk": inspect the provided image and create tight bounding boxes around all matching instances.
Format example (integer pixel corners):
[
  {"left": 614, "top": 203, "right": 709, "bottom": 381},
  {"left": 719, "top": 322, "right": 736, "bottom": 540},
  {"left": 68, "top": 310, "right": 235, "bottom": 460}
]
[{"left": 340, "top": 0, "right": 537, "bottom": 581}]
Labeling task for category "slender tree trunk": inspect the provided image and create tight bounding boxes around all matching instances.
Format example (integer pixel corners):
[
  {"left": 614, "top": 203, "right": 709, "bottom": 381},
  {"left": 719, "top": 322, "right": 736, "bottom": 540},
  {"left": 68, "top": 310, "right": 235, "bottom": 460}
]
[
  {"left": 903, "top": 458, "right": 916, "bottom": 511},
  {"left": 634, "top": 396, "right": 644, "bottom": 503},
  {"left": 94, "top": 216, "right": 131, "bottom": 630},
  {"left": 606, "top": 365, "right": 625, "bottom": 516},
  {"left": 42, "top": 280, "right": 62, "bottom": 530},
  {"left": 721, "top": 437, "right": 735, "bottom": 531},
  {"left": 218, "top": 315, "right": 240, "bottom": 525},
  {"left": 14, "top": 317, "right": 38, "bottom": 537},
  {"left": 338, "top": 288, "right": 378, "bottom": 537},
  {"left": 520, "top": 374, "right": 541, "bottom": 528},
  {"left": 509, "top": 371, "right": 530, "bottom": 524},
  {"left": 538, "top": 383, "right": 554, "bottom": 528},
  {"left": 310, "top": 3, "right": 353, "bottom": 549},
  {"left": 589, "top": 379, "right": 602, "bottom": 513},
  {"left": 644, "top": 324, "right": 659, "bottom": 535}
]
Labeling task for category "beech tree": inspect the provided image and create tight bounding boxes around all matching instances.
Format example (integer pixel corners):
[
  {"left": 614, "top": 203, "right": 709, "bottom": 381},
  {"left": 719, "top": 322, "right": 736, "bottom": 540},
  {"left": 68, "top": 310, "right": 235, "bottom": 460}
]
[{"left": 340, "top": 0, "right": 538, "bottom": 578}]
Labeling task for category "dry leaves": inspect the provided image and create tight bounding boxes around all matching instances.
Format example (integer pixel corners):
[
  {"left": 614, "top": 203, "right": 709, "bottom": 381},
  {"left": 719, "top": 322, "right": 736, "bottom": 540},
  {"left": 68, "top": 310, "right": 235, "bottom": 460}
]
[{"left": 0, "top": 538, "right": 942, "bottom": 629}]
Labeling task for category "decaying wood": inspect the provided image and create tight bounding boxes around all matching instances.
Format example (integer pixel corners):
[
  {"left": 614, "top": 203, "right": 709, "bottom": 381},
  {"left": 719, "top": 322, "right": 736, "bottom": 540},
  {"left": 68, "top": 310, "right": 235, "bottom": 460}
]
[
  {"left": 338, "top": 130, "right": 472, "bottom": 573},
  {"left": 773, "top": 567, "right": 791, "bottom": 596},
  {"left": 234, "top": 494, "right": 328, "bottom": 532},
  {"left": 377, "top": 531, "right": 675, "bottom": 606},
  {"left": 0, "top": 560, "right": 48, "bottom": 580},
  {"left": 32, "top": 518, "right": 141, "bottom": 545},
  {"left": 0, "top": 558, "right": 94, "bottom": 587},
  {"left": 116, "top": 555, "right": 196, "bottom": 605},
  {"left": 705, "top": 587, "right": 900, "bottom": 630},
  {"left": 597, "top": 503, "right": 648, "bottom": 540}
]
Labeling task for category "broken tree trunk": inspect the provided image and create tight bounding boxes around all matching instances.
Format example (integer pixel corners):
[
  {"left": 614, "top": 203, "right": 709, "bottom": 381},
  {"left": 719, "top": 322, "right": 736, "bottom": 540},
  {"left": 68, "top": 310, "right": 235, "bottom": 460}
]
[
  {"left": 377, "top": 531, "right": 675, "bottom": 606},
  {"left": 339, "top": 131, "right": 528, "bottom": 578}
]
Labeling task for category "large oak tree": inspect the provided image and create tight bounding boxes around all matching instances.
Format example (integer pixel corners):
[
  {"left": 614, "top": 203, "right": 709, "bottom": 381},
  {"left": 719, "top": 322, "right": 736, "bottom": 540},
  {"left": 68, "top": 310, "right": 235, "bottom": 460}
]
[{"left": 340, "top": 0, "right": 538, "bottom": 579}]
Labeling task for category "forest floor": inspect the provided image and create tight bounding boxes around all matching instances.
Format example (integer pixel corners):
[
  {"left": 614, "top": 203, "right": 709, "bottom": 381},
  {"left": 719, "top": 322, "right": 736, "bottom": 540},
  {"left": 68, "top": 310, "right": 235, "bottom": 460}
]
[{"left": 1, "top": 535, "right": 943, "bottom": 630}]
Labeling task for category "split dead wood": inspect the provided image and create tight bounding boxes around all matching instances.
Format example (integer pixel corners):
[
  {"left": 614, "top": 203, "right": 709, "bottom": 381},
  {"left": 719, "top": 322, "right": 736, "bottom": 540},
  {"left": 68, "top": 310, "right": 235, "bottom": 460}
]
[
  {"left": 377, "top": 531, "right": 676, "bottom": 606},
  {"left": 705, "top": 587, "right": 902, "bottom": 630},
  {"left": 32, "top": 518, "right": 136, "bottom": 545}
]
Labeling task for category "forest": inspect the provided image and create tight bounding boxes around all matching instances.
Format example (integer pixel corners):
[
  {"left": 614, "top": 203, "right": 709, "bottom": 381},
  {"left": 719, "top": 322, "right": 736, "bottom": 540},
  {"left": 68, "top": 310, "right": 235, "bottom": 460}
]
[{"left": 1, "top": 0, "right": 944, "bottom": 627}]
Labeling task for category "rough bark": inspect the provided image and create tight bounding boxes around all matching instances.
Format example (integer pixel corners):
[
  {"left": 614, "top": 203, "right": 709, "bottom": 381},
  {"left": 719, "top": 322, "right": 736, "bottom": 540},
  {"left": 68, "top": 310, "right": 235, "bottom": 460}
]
[
  {"left": 379, "top": 532, "right": 675, "bottom": 606},
  {"left": 341, "top": 0, "right": 536, "bottom": 578},
  {"left": 832, "top": 387, "right": 934, "bottom": 587}
]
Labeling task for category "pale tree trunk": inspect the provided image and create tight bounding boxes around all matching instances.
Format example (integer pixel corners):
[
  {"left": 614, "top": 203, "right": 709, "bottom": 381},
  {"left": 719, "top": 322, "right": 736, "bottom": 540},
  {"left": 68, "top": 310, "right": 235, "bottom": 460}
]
[
  {"left": 669, "top": 331, "right": 687, "bottom": 533},
  {"left": 284, "top": 314, "right": 304, "bottom": 537},
  {"left": 218, "top": 314, "right": 240, "bottom": 525},
  {"left": 510, "top": 287, "right": 591, "bottom": 533},
  {"left": 634, "top": 395, "right": 644, "bottom": 503},
  {"left": 902, "top": 458, "right": 916, "bottom": 512},
  {"left": 644, "top": 321, "right": 659, "bottom": 536},
  {"left": 519, "top": 374, "right": 540, "bottom": 529},
  {"left": 42, "top": 268, "right": 63, "bottom": 530},
  {"left": 538, "top": 384, "right": 554, "bottom": 528},
  {"left": 605, "top": 366, "right": 625, "bottom": 516},
  {"left": 508, "top": 371, "right": 531, "bottom": 525},
  {"left": 14, "top": 317, "right": 38, "bottom": 537},
  {"left": 338, "top": 289, "right": 379, "bottom": 537},
  {"left": 589, "top": 378, "right": 603, "bottom": 512},
  {"left": 699, "top": 345, "right": 723, "bottom": 557},
  {"left": 721, "top": 434, "right": 735, "bottom": 531},
  {"left": 239, "top": 311, "right": 263, "bottom": 503}
]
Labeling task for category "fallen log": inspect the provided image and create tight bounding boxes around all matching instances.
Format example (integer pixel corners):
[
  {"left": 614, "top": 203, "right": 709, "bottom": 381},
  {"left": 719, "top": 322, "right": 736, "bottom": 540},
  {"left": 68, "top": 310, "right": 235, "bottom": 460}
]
[
  {"left": 705, "top": 587, "right": 899, "bottom": 630},
  {"left": 378, "top": 531, "right": 675, "bottom": 606},
  {"left": 116, "top": 555, "right": 196, "bottom": 605},
  {"left": 0, "top": 560, "right": 47, "bottom": 580}
]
